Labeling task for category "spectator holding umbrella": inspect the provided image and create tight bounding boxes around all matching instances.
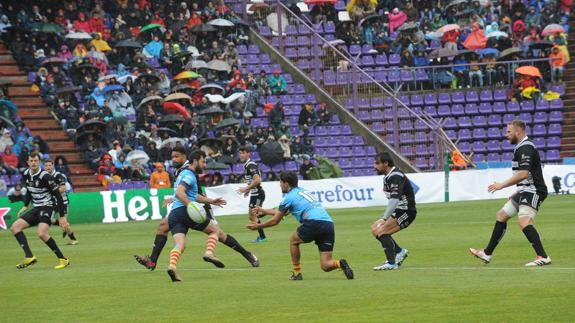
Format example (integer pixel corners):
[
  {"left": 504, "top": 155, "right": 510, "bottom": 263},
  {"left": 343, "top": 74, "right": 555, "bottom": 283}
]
[{"left": 549, "top": 45, "right": 567, "bottom": 83}]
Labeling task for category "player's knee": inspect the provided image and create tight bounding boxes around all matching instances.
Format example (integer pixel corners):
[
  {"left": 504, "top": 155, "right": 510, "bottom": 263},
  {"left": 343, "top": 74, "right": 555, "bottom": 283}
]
[
  {"left": 37, "top": 232, "right": 50, "bottom": 241},
  {"left": 496, "top": 210, "right": 510, "bottom": 222},
  {"left": 10, "top": 225, "right": 20, "bottom": 234}
]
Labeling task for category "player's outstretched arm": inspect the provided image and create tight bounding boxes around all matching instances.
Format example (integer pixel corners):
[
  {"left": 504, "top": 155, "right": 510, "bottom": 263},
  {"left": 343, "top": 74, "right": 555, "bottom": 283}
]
[
  {"left": 247, "top": 209, "right": 284, "bottom": 230},
  {"left": 197, "top": 194, "right": 227, "bottom": 207}
]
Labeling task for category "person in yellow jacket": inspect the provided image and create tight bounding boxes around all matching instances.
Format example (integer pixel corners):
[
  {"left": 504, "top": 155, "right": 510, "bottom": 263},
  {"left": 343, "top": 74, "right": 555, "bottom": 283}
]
[{"left": 90, "top": 33, "right": 112, "bottom": 52}]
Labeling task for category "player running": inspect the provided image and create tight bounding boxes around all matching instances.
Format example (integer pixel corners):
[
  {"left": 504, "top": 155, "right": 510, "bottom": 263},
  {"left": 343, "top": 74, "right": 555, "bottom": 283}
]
[
  {"left": 371, "top": 152, "right": 416, "bottom": 271},
  {"left": 10, "top": 152, "right": 70, "bottom": 269},
  {"left": 470, "top": 120, "right": 551, "bottom": 266},
  {"left": 237, "top": 146, "right": 267, "bottom": 243},
  {"left": 43, "top": 159, "right": 78, "bottom": 245},
  {"left": 248, "top": 171, "right": 354, "bottom": 281}
]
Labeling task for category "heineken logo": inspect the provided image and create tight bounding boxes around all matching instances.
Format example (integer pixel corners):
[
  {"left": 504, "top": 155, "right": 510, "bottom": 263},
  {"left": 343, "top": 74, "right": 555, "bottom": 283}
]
[{"left": 100, "top": 189, "right": 172, "bottom": 223}]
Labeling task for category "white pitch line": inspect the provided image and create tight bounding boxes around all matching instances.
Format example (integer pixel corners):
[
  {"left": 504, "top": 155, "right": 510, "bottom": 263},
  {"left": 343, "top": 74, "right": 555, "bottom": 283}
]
[
  {"left": 402, "top": 267, "right": 575, "bottom": 271},
  {"left": 115, "top": 268, "right": 256, "bottom": 272}
]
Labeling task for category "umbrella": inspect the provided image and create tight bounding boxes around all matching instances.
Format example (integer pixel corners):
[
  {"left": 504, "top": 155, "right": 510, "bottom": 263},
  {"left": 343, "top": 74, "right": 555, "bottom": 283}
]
[
  {"left": 161, "top": 137, "right": 185, "bottom": 148},
  {"left": 65, "top": 32, "right": 92, "bottom": 40},
  {"left": 115, "top": 39, "right": 142, "bottom": 48},
  {"left": 139, "top": 23, "right": 162, "bottom": 34},
  {"left": 498, "top": 47, "right": 523, "bottom": 60},
  {"left": 75, "top": 130, "right": 102, "bottom": 145},
  {"left": 206, "top": 161, "right": 230, "bottom": 170},
  {"left": 541, "top": 24, "right": 565, "bottom": 36},
  {"left": 137, "top": 95, "right": 163, "bottom": 109},
  {"left": 205, "top": 92, "right": 245, "bottom": 104},
  {"left": 477, "top": 48, "right": 499, "bottom": 57},
  {"left": 190, "top": 24, "right": 217, "bottom": 33},
  {"left": 359, "top": 14, "right": 384, "bottom": 26},
  {"left": 126, "top": 150, "right": 150, "bottom": 165},
  {"left": 75, "top": 120, "right": 107, "bottom": 133},
  {"left": 528, "top": 40, "right": 554, "bottom": 50},
  {"left": 163, "top": 102, "right": 191, "bottom": 119},
  {"left": 304, "top": 0, "right": 337, "bottom": 3},
  {"left": 138, "top": 74, "right": 161, "bottom": 83},
  {"left": 71, "top": 64, "right": 100, "bottom": 75},
  {"left": 425, "top": 31, "right": 444, "bottom": 40},
  {"left": 159, "top": 114, "right": 185, "bottom": 124},
  {"left": 249, "top": 3, "right": 271, "bottom": 11},
  {"left": 170, "top": 84, "right": 195, "bottom": 93},
  {"left": 208, "top": 19, "right": 235, "bottom": 27},
  {"left": 103, "top": 84, "right": 125, "bottom": 93},
  {"left": 207, "top": 59, "right": 231, "bottom": 72},
  {"left": 446, "top": 0, "right": 466, "bottom": 7},
  {"left": 198, "top": 137, "right": 224, "bottom": 148},
  {"left": 0, "top": 99, "right": 18, "bottom": 114},
  {"left": 429, "top": 48, "right": 458, "bottom": 59},
  {"left": 266, "top": 12, "right": 289, "bottom": 34},
  {"left": 174, "top": 71, "right": 200, "bottom": 80},
  {"left": 186, "top": 59, "right": 209, "bottom": 70},
  {"left": 259, "top": 141, "right": 284, "bottom": 166},
  {"left": 486, "top": 31, "right": 508, "bottom": 39},
  {"left": 56, "top": 85, "right": 82, "bottom": 94},
  {"left": 200, "top": 83, "right": 225, "bottom": 92},
  {"left": 455, "top": 8, "right": 475, "bottom": 17},
  {"left": 165, "top": 93, "right": 192, "bottom": 101},
  {"left": 170, "top": 50, "right": 195, "bottom": 59},
  {"left": 437, "top": 24, "right": 460, "bottom": 33},
  {"left": 41, "top": 57, "right": 67, "bottom": 65},
  {"left": 0, "top": 116, "right": 15, "bottom": 128},
  {"left": 214, "top": 118, "right": 240, "bottom": 131},
  {"left": 397, "top": 22, "right": 418, "bottom": 32},
  {"left": 199, "top": 106, "right": 225, "bottom": 115},
  {"left": 323, "top": 39, "right": 346, "bottom": 48},
  {"left": 515, "top": 66, "right": 542, "bottom": 78},
  {"left": 31, "top": 23, "right": 65, "bottom": 34},
  {"left": 157, "top": 128, "right": 179, "bottom": 137},
  {"left": 454, "top": 49, "right": 474, "bottom": 59}
]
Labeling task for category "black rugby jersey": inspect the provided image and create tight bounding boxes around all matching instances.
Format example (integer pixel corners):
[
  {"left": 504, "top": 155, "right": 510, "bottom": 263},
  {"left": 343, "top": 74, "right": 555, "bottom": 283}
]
[
  {"left": 243, "top": 159, "right": 264, "bottom": 196},
  {"left": 383, "top": 167, "right": 416, "bottom": 211},
  {"left": 513, "top": 137, "right": 547, "bottom": 196}
]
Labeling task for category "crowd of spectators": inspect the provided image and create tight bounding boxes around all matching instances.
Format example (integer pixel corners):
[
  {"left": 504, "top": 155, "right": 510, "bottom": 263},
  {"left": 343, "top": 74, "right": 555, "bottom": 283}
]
[
  {"left": 289, "top": 0, "right": 571, "bottom": 92},
  {"left": 0, "top": 0, "right": 329, "bottom": 189}
]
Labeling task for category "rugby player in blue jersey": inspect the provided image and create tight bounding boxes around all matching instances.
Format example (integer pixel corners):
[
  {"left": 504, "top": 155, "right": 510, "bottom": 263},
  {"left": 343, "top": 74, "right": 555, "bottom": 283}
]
[{"left": 247, "top": 171, "right": 354, "bottom": 280}]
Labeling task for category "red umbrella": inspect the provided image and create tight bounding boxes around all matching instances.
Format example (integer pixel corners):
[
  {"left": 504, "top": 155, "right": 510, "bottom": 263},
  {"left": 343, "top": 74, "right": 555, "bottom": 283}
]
[
  {"left": 437, "top": 24, "right": 460, "bottom": 33},
  {"left": 163, "top": 102, "right": 191, "bottom": 119},
  {"left": 541, "top": 24, "right": 565, "bottom": 36},
  {"left": 515, "top": 66, "right": 542, "bottom": 78}
]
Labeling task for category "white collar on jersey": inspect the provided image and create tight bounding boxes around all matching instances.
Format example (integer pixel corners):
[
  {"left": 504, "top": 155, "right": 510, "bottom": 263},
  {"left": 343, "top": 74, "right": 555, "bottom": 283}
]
[
  {"left": 384, "top": 166, "right": 397, "bottom": 179},
  {"left": 244, "top": 158, "right": 252, "bottom": 167}
]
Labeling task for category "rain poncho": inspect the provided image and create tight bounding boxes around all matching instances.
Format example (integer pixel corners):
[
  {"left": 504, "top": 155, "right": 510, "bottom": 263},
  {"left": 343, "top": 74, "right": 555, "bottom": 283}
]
[
  {"left": 463, "top": 23, "right": 487, "bottom": 50},
  {"left": 144, "top": 40, "right": 163, "bottom": 59}
]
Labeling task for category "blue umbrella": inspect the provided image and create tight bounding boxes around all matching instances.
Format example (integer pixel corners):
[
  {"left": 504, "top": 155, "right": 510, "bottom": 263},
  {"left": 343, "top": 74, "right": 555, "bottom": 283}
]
[
  {"left": 103, "top": 84, "right": 125, "bottom": 93},
  {"left": 476, "top": 48, "right": 500, "bottom": 57},
  {"left": 0, "top": 99, "right": 18, "bottom": 113}
]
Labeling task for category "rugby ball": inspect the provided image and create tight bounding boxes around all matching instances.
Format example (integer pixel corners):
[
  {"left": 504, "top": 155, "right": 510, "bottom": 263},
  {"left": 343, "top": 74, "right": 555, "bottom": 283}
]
[{"left": 187, "top": 201, "right": 207, "bottom": 223}]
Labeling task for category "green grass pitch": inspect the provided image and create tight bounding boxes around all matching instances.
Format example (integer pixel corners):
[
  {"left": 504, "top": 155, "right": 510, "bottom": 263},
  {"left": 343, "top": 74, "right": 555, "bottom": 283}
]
[{"left": 1, "top": 196, "right": 574, "bottom": 322}]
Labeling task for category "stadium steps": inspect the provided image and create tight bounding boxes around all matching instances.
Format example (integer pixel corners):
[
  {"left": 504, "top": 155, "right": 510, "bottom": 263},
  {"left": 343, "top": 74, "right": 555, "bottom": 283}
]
[
  {"left": 560, "top": 17, "right": 575, "bottom": 158},
  {"left": 0, "top": 43, "right": 103, "bottom": 192}
]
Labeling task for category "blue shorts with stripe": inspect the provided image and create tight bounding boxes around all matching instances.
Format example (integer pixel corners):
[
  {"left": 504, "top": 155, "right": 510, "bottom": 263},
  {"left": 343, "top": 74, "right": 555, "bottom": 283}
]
[
  {"left": 296, "top": 220, "right": 335, "bottom": 252},
  {"left": 168, "top": 206, "right": 211, "bottom": 235}
]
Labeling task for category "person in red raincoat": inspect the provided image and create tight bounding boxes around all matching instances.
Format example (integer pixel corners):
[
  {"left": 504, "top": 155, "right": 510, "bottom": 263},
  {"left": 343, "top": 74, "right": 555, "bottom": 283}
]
[{"left": 463, "top": 23, "right": 487, "bottom": 50}]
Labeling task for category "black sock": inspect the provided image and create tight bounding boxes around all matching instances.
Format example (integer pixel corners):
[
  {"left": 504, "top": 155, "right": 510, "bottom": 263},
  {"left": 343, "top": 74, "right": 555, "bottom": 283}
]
[
  {"left": 392, "top": 237, "right": 402, "bottom": 254},
  {"left": 522, "top": 225, "right": 548, "bottom": 258},
  {"left": 377, "top": 234, "right": 396, "bottom": 264},
  {"left": 257, "top": 220, "right": 266, "bottom": 239},
  {"left": 44, "top": 237, "right": 65, "bottom": 259},
  {"left": 484, "top": 221, "right": 507, "bottom": 255},
  {"left": 14, "top": 231, "right": 33, "bottom": 257},
  {"left": 223, "top": 234, "right": 251, "bottom": 258},
  {"left": 150, "top": 234, "right": 167, "bottom": 263},
  {"left": 68, "top": 232, "right": 77, "bottom": 241}
]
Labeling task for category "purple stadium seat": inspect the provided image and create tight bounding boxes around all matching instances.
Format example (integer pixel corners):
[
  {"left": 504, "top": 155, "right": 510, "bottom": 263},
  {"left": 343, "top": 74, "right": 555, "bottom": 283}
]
[
  {"left": 445, "top": 130, "right": 457, "bottom": 140},
  {"left": 550, "top": 99, "right": 563, "bottom": 110},
  {"left": 323, "top": 70, "right": 336, "bottom": 86},
  {"left": 519, "top": 112, "right": 532, "bottom": 124},
  {"left": 473, "top": 127, "right": 486, "bottom": 139},
  {"left": 387, "top": 70, "right": 400, "bottom": 83},
  {"left": 507, "top": 101, "right": 520, "bottom": 113},
  {"left": 443, "top": 117, "right": 457, "bottom": 129},
  {"left": 479, "top": 102, "right": 492, "bottom": 115},
  {"left": 548, "top": 123, "right": 562, "bottom": 135},
  {"left": 353, "top": 136, "right": 365, "bottom": 146},
  {"left": 399, "top": 120, "right": 413, "bottom": 130},
  {"left": 366, "top": 146, "right": 377, "bottom": 156},
  {"left": 285, "top": 25, "right": 297, "bottom": 36},
  {"left": 411, "top": 94, "right": 423, "bottom": 106},
  {"left": 414, "top": 119, "right": 427, "bottom": 130},
  {"left": 487, "top": 114, "right": 502, "bottom": 126},
  {"left": 487, "top": 140, "right": 500, "bottom": 152},
  {"left": 492, "top": 101, "right": 506, "bottom": 114},
  {"left": 361, "top": 55, "right": 375, "bottom": 67},
  {"left": 248, "top": 45, "right": 260, "bottom": 54},
  {"left": 451, "top": 104, "right": 465, "bottom": 116},
  {"left": 533, "top": 124, "right": 546, "bottom": 137},
  {"left": 535, "top": 100, "right": 549, "bottom": 111},
  {"left": 400, "top": 146, "right": 414, "bottom": 157},
  {"left": 336, "top": 71, "right": 349, "bottom": 85},
  {"left": 351, "top": 168, "right": 363, "bottom": 177},
  {"left": 362, "top": 44, "right": 374, "bottom": 54},
  {"left": 458, "top": 116, "right": 472, "bottom": 128},
  {"left": 330, "top": 125, "right": 343, "bottom": 135},
  {"left": 424, "top": 105, "right": 437, "bottom": 117},
  {"left": 388, "top": 54, "right": 400, "bottom": 65},
  {"left": 316, "top": 125, "right": 328, "bottom": 136},
  {"left": 465, "top": 103, "right": 479, "bottom": 115},
  {"left": 353, "top": 146, "right": 366, "bottom": 156},
  {"left": 415, "top": 69, "right": 429, "bottom": 82},
  {"left": 480, "top": 90, "right": 493, "bottom": 102},
  {"left": 372, "top": 122, "right": 385, "bottom": 133},
  {"left": 398, "top": 108, "right": 410, "bottom": 119},
  {"left": 340, "top": 147, "right": 353, "bottom": 157},
  {"left": 501, "top": 152, "right": 514, "bottom": 161},
  {"left": 546, "top": 150, "right": 561, "bottom": 162},
  {"left": 466, "top": 91, "right": 479, "bottom": 103},
  {"left": 400, "top": 70, "right": 414, "bottom": 83},
  {"left": 298, "top": 24, "right": 311, "bottom": 35},
  {"left": 371, "top": 109, "right": 384, "bottom": 120},
  {"left": 550, "top": 84, "right": 565, "bottom": 95},
  {"left": 438, "top": 93, "right": 451, "bottom": 105},
  {"left": 415, "top": 157, "right": 428, "bottom": 169},
  {"left": 452, "top": 91, "right": 465, "bottom": 104},
  {"left": 297, "top": 36, "right": 311, "bottom": 47},
  {"left": 494, "top": 89, "right": 507, "bottom": 101},
  {"left": 371, "top": 97, "right": 384, "bottom": 108},
  {"left": 547, "top": 136, "right": 561, "bottom": 148},
  {"left": 329, "top": 136, "right": 342, "bottom": 146},
  {"left": 326, "top": 147, "right": 339, "bottom": 158},
  {"left": 297, "top": 47, "right": 310, "bottom": 58},
  {"left": 459, "top": 142, "right": 471, "bottom": 154},
  {"left": 473, "top": 141, "right": 486, "bottom": 153},
  {"left": 349, "top": 45, "right": 361, "bottom": 56},
  {"left": 458, "top": 129, "right": 472, "bottom": 141},
  {"left": 532, "top": 112, "right": 547, "bottom": 124},
  {"left": 375, "top": 54, "right": 388, "bottom": 66},
  {"left": 425, "top": 93, "right": 438, "bottom": 105},
  {"left": 549, "top": 111, "right": 563, "bottom": 123},
  {"left": 414, "top": 131, "right": 427, "bottom": 143},
  {"left": 415, "top": 144, "right": 429, "bottom": 155},
  {"left": 400, "top": 132, "right": 414, "bottom": 143},
  {"left": 521, "top": 100, "right": 535, "bottom": 112},
  {"left": 286, "top": 36, "right": 297, "bottom": 47},
  {"left": 339, "top": 158, "right": 352, "bottom": 169},
  {"left": 473, "top": 115, "right": 487, "bottom": 127},
  {"left": 315, "top": 137, "right": 328, "bottom": 147},
  {"left": 533, "top": 137, "right": 545, "bottom": 148},
  {"left": 487, "top": 127, "right": 501, "bottom": 139},
  {"left": 437, "top": 105, "right": 451, "bottom": 117},
  {"left": 502, "top": 114, "right": 516, "bottom": 124},
  {"left": 487, "top": 153, "right": 500, "bottom": 162},
  {"left": 502, "top": 140, "right": 514, "bottom": 151},
  {"left": 473, "top": 153, "right": 486, "bottom": 163}
]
